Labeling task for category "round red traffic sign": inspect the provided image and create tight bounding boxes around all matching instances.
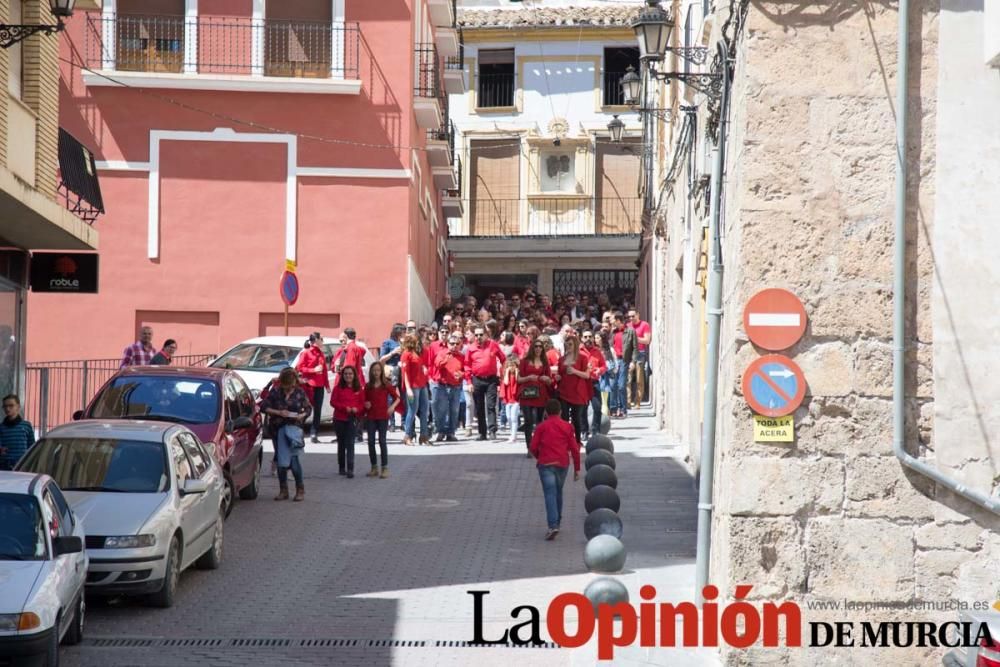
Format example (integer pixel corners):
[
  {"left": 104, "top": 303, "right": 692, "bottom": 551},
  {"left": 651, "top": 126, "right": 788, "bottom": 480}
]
[
  {"left": 742, "top": 288, "right": 807, "bottom": 351},
  {"left": 742, "top": 354, "right": 807, "bottom": 417},
  {"left": 279, "top": 270, "right": 299, "bottom": 306}
]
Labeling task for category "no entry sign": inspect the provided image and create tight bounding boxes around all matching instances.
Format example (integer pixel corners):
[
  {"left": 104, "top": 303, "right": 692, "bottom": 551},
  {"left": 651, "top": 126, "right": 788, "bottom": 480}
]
[
  {"left": 742, "top": 354, "right": 806, "bottom": 418},
  {"left": 279, "top": 270, "right": 299, "bottom": 306},
  {"left": 743, "top": 288, "right": 807, "bottom": 351}
]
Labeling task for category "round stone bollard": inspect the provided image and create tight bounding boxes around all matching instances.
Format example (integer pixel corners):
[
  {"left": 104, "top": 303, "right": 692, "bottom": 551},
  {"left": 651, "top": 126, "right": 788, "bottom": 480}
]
[
  {"left": 585, "top": 463, "right": 618, "bottom": 490},
  {"left": 585, "top": 434, "right": 614, "bottom": 455},
  {"left": 584, "top": 507, "right": 623, "bottom": 540},
  {"left": 584, "top": 484, "right": 621, "bottom": 513},
  {"left": 583, "top": 577, "right": 629, "bottom": 614},
  {"left": 583, "top": 535, "right": 627, "bottom": 574},
  {"left": 585, "top": 449, "right": 616, "bottom": 471},
  {"left": 599, "top": 413, "right": 611, "bottom": 435}
]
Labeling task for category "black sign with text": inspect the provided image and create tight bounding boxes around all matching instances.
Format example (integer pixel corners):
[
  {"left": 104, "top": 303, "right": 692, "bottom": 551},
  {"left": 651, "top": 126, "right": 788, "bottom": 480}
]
[{"left": 30, "top": 252, "right": 99, "bottom": 293}]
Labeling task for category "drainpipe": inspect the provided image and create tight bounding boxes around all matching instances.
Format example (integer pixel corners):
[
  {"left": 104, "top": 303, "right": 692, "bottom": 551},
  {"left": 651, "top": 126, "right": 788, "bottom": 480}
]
[
  {"left": 695, "top": 40, "right": 732, "bottom": 602},
  {"left": 891, "top": 0, "right": 1000, "bottom": 514}
]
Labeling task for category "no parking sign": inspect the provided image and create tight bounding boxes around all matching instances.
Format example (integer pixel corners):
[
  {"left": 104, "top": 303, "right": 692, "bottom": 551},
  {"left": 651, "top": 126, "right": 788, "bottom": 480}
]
[{"left": 742, "top": 354, "right": 806, "bottom": 418}]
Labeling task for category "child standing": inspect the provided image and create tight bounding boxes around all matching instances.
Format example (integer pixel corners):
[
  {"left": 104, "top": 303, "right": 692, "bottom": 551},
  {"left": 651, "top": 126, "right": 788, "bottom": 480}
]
[
  {"left": 500, "top": 356, "right": 521, "bottom": 443},
  {"left": 364, "top": 362, "right": 400, "bottom": 478},
  {"left": 330, "top": 366, "right": 365, "bottom": 478}
]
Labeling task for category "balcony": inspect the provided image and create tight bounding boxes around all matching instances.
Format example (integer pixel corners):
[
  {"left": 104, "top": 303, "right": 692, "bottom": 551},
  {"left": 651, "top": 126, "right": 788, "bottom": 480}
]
[
  {"left": 441, "top": 155, "right": 463, "bottom": 218},
  {"left": 84, "top": 14, "right": 361, "bottom": 94},
  {"left": 426, "top": 120, "right": 455, "bottom": 168},
  {"left": 457, "top": 197, "right": 642, "bottom": 237},
  {"left": 443, "top": 42, "right": 465, "bottom": 94},
  {"left": 414, "top": 43, "right": 445, "bottom": 129},
  {"left": 428, "top": 0, "right": 456, "bottom": 29},
  {"left": 602, "top": 70, "right": 630, "bottom": 107},
  {"left": 477, "top": 72, "right": 515, "bottom": 110},
  {"left": 435, "top": 26, "right": 460, "bottom": 59}
]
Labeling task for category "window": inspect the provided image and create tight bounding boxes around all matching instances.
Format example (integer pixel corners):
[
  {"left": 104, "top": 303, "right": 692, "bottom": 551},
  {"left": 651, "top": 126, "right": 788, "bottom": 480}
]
[
  {"left": 540, "top": 151, "right": 575, "bottom": 193},
  {"left": 46, "top": 484, "right": 75, "bottom": 530},
  {"left": 117, "top": 0, "right": 185, "bottom": 73},
  {"left": 179, "top": 433, "right": 210, "bottom": 478},
  {"left": 477, "top": 49, "right": 515, "bottom": 108},
  {"left": 7, "top": 0, "right": 23, "bottom": 98},
  {"left": 233, "top": 378, "right": 255, "bottom": 417},
  {"left": 41, "top": 492, "right": 62, "bottom": 540},
  {"left": 169, "top": 436, "right": 193, "bottom": 487},
  {"left": 603, "top": 47, "right": 639, "bottom": 106},
  {"left": 469, "top": 139, "right": 520, "bottom": 235},
  {"left": 223, "top": 378, "right": 241, "bottom": 423}
]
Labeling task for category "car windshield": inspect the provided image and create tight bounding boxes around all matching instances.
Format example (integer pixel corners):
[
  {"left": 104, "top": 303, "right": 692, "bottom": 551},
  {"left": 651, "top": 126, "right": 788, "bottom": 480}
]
[
  {"left": 88, "top": 376, "right": 220, "bottom": 425},
  {"left": 211, "top": 344, "right": 299, "bottom": 372},
  {"left": 17, "top": 438, "right": 169, "bottom": 494},
  {"left": 0, "top": 493, "right": 47, "bottom": 560}
]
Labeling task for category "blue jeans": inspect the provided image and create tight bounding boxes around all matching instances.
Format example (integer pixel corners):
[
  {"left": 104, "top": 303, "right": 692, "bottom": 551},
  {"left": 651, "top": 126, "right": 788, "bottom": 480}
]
[
  {"left": 433, "top": 383, "right": 462, "bottom": 436},
  {"left": 405, "top": 386, "right": 430, "bottom": 439},
  {"left": 590, "top": 388, "right": 603, "bottom": 435},
  {"left": 611, "top": 359, "right": 628, "bottom": 415},
  {"left": 538, "top": 465, "right": 568, "bottom": 530}
]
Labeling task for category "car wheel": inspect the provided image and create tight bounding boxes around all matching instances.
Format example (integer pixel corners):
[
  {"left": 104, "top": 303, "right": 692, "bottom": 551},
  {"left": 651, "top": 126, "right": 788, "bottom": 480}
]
[
  {"left": 196, "top": 509, "right": 224, "bottom": 570},
  {"left": 147, "top": 535, "right": 180, "bottom": 608},
  {"left": 222, "top": 471, "right": 235, "bottom": 518},
  {"left": 45, "top": 613, "right": 60, "bottom": 667},
  {"left": 62, "top": 595, "right": 84, "bottom": 645},
  {"left": 238, "top": 454, "right": 261, "bottom": 500}
]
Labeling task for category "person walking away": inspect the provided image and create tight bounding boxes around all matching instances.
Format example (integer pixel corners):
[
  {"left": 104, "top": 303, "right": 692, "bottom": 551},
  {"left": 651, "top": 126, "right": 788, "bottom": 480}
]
[
  {"left": 581, "top": 331, "right": 607, "bottom": 440},
  {"left": 330, "top": 366, "right": 364, "bottom": 478},
  {"left": 628, "top": 309, "right": 652, "bottom": 407},
  {"left": 529, "top": 399, "right": 581, "bottom": 540},
  {"left": 260, "top": 369, "right": 311, "bottom": 501},
  {"left": 379, "top": 324, "right": 405, "bottom": 431},
  {"left": 465, "top": 326, "right": 505, "bottom": 441},
  {"left": 433, "top": 335, "right": 465, "bottom": 442},
  {"left": 518, "top": 340, "right": 554, "bottom": 457},
  {"left": 500, "top": 356, "right": 521, "bottom": 443},
  {"left": 399, "top": 333, "right": 430, "bottom": 445},
  {"left": 0, "top": 395, "right": 34, "bottom": 470},
  {"left": 120, "top": 326, "right": 155, "bottom": 368},
  {"left": 558, "top": 334, "right": 591, "bottom": 445},
  {"left": 296, "top": 333, "right": 330, "bottom": 444},
  {"left": 364, "top": 362, "right": 399, "bottom": 478},
  {"left": 150, "top": 339, "right": 177, "bottom": 365}
]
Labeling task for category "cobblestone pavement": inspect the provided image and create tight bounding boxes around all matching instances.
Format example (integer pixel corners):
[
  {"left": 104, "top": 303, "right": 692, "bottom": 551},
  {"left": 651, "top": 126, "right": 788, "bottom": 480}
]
[{"left": 63, "top": 410, "right": 719, "bottom": 667}]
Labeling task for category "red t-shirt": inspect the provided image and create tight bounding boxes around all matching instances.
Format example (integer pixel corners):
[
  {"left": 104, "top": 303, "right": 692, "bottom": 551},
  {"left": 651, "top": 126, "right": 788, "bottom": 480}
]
[
  {"left": 364, "top": 383, "right": 399, "bottom": 420},
  {"left": 518, "top": 358, "right": 552, "bottom": 408},
  {"left": 630, "top": 320, "right": 652, "bottom": 352},
  {"left": 613, "top": 330, "right": 624, "bottom": 358},
  {"left": 329, "top": 385, "right": 365, "bottom": 421},
  {"left": 400, "top": 349, "right": 428, "bottom": 389},
  {"left": 295, "top": 346, "right": 329, "bottom": 389},
  {"left": 425, "top": 340, "right": 446, "bottom": 383},
  {"left": 465, "top": 341, "right": 506, "bottom": 378},
  {"left": 435, "top": 349, "right": 464, "bottom": 386},
  {"left": 558, "top": 351, "right": 592, "bottom": 406},
  {"left": 584, "top": 344, "right": 607, "bottom": 380},
  {"left": 500, "top": 367, "right": 519, "bottom": 403}
]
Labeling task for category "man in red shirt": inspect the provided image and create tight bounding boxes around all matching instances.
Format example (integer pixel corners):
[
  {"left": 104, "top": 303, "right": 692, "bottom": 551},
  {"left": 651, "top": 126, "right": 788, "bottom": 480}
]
[
  {"left": 433, "top": 335, "right": 465, "bottom": 442},
  {"left": 338, "top": 328, "right": 367, "bottom": 384},
  {"left": 529, "top": 399, "right": 581, "bottom": 540},
  {"left": 582, "top": 330, "right": 607, "bottom": 439},
  {"left": 464, "top": 326, "right": 506, "bottom": 440},
  {"left": 425, "top": 330, "right": 446, "bottom": 440},
  {"left": 628, "top": 309, "right": 652, "bottom": 407}
]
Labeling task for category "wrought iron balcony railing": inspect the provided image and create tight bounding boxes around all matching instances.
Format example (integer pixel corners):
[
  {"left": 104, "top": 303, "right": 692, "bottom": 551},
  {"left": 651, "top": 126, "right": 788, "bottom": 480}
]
[
  {"left": 427, "top": 119, "right": 456, "bottom": 164},
  {"left": 602, "top": 70, "right": 630, "bottom": 106},
  {"left": 86, "top": 14, "right": 361, "bottom": 79},
  {"left": 415, "top": 42, "right": 446, "bottom": 108},
  {"left": 459, "top": 197, "right": 642, "bottom": 237},
  {"left": 477, "top": 72, "right": 515, "bottom": 108}
]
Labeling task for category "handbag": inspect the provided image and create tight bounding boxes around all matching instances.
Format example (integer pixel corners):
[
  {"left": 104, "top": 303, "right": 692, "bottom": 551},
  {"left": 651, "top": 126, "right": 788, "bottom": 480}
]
[{"left": 519, "top": 385, "right": 541, "bottom": 400}]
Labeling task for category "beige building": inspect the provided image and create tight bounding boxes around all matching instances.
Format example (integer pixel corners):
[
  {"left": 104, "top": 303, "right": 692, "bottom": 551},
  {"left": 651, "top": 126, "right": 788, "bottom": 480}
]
[
  {"left": 0, "top": 0, "right": 101, "bottom": 395},
  {"left": 642, "top": 0, "right": 1000, "bottom": 663}
]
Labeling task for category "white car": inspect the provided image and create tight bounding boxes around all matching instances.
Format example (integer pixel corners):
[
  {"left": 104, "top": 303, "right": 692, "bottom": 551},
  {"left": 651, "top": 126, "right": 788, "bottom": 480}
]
[
  {"left": 209, "top": 336, "right": 376, "bottom": 423},
  {"left": 16, "top": 420, "right": 226, "bottom": 608},
  {"left": 0, "top": 471, "right": 87, "bottom": 667}
]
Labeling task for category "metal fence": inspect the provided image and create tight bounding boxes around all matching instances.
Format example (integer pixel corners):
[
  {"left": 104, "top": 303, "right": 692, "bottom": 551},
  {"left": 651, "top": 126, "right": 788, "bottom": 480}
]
[
  {"left": 477, "top": 72, "right": 515, "bottom": 108},
  {"left": 415, "top": 42, "right": 445, "bottom": 105},
  {"left": 427, "top": 119, "right": 456, "bottom": 165},
  {"left": 25, "top": 355, "right": 213, "bottom": 436},
  {"left": 86, "top": 14, "right": 361, "bottom": 79},
  {"left": 463, "top": 197, "right": 643, "bottom": 237},
  {"left": 603, "top": 71, "right": 628, "bottom": 106}
]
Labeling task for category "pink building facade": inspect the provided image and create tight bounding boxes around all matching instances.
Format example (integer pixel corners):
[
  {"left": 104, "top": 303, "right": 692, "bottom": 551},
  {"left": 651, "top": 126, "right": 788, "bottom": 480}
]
[{"left": 29, "top": 0, "right": 462, "bottom": 361}]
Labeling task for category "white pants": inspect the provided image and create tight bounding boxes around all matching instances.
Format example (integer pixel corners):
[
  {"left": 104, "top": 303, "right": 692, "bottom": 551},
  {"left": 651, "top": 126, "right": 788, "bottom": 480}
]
[{"left": 505, "top": 402, "right": 521, "bottom": 440}]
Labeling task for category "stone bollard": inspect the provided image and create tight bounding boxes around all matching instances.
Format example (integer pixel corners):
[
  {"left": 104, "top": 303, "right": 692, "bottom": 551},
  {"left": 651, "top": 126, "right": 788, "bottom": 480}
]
[
  {"left": 585, "top": 434, "right": 614, "bottom": 455},
  {"left": 584, "top": 507, "right": 623, "bottom": 540},
  {"left": 599, "top": 413, "right": 611, "bottom": 435},
  {"left": 583, "top": 534, "right": 626, "bottom": 573},
  {"left": 585, "top": 449, "right": 616, "bottom": 471},
  {"left": 583, "top": 577, "right": 629, "bottom": 613},
  {"left": 585, "top": 464, "right": 618, "bottom": 490},
  {"left": 585, "top": 484, "right": 621, "bottom": 513}
]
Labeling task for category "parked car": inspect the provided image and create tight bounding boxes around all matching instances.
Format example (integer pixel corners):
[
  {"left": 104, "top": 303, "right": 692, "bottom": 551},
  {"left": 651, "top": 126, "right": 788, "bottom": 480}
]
[
  {"left": 209, "top": 336, "right": 376, "bottom": 423},
  {"left": 74, "top": 366, "right": 263, "bottom": 516},
  {"left": 0, "top": 471, "right": 86, "bottom": 666},
  {"left": 16, "top": 420, "right": 226, "bottom": 609},
  {"left": 942, "top": 609, "right": 1000, "bottom": 666}
]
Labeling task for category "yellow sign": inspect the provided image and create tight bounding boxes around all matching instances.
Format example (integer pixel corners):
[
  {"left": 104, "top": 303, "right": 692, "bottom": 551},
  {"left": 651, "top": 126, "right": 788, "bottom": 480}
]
[
  {"left": 285, "top": 259, "right": 297, "bottom": 272},
  {"left": 754, "top": 415, "right": 794, "bottom": 442}
]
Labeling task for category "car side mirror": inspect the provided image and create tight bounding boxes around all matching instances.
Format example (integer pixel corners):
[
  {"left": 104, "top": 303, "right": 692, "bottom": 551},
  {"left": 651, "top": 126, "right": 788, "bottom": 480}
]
[
  {"left": 180, "top": 479, "right": 208, "bottom": 496},
  {"left": 72, "top": 410, "right": 83, "bottom": 421},
  {"left": 224, "top": 416, "right": 253, "bottom": 433},
  {"left": 53, "top": 536, "right": 83, "bottom": 556}
]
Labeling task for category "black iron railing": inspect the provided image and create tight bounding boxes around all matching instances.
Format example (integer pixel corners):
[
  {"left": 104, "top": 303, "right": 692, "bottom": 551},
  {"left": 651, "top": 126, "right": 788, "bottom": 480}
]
[
  {"left": 445, "top": 39, "right": 464, "bottom": 72},
  {"left": 603, "top": 71, "right": 629, "bottom": 106},
  {"left": 57, "top": 129, "right": 104, "bottom": 224},
  {"left": 86, "top": 14, "right": 361, "bottom": 79},
  {"left": 451, "top": 154, "right": 462, "bottom": 197},
  {"left": 427, "top": 119, "right": 456, "bottom": 164},
  {"left": 461, "top": 197, "right": 642, "bottom": 237},
  {"left": 477, "top": 71, "right": 515, "bottom": 108},
  {"left": 415, "top": 42, "right": 444, "bottom": 105}
]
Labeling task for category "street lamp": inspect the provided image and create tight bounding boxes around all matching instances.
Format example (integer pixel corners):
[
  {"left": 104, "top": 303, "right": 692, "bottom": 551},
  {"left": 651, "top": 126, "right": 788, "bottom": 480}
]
[
  {"left": 0, "top": 0, "right": 76, "bottom": 49},
  {"left": 632, "top": 0, "right": 673, "bottom": 62},
  {"left": 620, "top": 65, "right": 642, "bottom": 106},
  {"left": 607, "top": 115, "right": 625, "bottom": 144}
]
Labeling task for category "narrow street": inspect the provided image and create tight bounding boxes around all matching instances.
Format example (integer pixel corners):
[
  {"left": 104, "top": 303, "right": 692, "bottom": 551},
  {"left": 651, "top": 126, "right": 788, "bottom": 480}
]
[{"left": 63, "top": 411, "right": 716, "bottom": 667}]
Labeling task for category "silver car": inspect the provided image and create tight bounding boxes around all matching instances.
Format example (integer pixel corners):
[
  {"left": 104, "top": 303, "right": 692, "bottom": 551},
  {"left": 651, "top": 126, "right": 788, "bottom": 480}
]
[{"left": 16, "top": 420, "right": 225, "bottom": 608}]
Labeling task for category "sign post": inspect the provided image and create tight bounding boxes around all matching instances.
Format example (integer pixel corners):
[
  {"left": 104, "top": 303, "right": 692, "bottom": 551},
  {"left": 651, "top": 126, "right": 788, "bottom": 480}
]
[{"left": 279, "top": 260, "right": 299, "bottom": 336}]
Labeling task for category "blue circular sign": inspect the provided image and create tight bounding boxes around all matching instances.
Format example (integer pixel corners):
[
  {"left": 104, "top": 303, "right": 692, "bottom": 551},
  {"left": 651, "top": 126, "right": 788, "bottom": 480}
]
[
  {"left": 742, "top": 354, "right": 806, "bottom": 417},
  {"left": 279, "top": 270, "right": 299, "bottom": 306}
]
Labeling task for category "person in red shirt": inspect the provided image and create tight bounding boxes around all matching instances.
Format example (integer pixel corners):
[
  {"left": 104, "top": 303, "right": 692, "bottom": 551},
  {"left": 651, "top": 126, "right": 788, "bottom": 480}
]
[
  {"left": 399, "top": 333, "right": 430, "bottom": 445},
  {"left": 518, "top": 339, "right": 554, "bottom": 456},
  {"left": 338, "top": 328, "right": 367, "bottom": 385},
  {"left": 433, "top": 334, "right": 465, "bottom": 442},
  {"left": 558, "top": 334, "right": 591, "bottom": 445},
  {"left": 499, "top": 355, "right": 521, "bottom": 443},
  {"left": 329, "top": 366, "right": 365, "bottom": 478},
  {"left": 464, "top": 326, "right": 506, "bottom": 441},
  {"left": 295, "top": 332, "right": 330, "bottom": 444},
  {"left": 529, "top": 399, "right": 581, "bottom": 540},
  {"left": 513, "top": 320, "right": 531, "bottom": 358},
  {"left": 424, "top": 330, "right": 446, "bottom": 440},
  {"left": 363, "top": 362, "right": 400, "bottom": 478},
  {"left": 628, "top": 309, "right": 652, "bottom": 408},
  {"left": 581, "top": 330, "right": 608, "bottom": 439}
]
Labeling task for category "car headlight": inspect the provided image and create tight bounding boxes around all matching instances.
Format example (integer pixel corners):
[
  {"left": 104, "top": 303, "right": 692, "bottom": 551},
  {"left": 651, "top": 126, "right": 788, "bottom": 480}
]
[
  {"left": 103, "top": 534, "right": 156, "bottom": 549},
  {"left": 0, "top": 612, "right": 41, "bottom": 631}
]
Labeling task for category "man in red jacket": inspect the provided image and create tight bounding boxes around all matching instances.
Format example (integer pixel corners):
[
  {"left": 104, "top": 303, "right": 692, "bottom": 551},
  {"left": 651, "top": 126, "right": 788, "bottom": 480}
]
[{"left": 529, "top": 399, "right": 581, "bottom": 540}]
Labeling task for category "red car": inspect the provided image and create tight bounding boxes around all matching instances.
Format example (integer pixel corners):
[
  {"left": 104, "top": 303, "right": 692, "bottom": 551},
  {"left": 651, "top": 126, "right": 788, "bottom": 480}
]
[{"left": 74, "top": 366, "right": 263, "bottom": 516}]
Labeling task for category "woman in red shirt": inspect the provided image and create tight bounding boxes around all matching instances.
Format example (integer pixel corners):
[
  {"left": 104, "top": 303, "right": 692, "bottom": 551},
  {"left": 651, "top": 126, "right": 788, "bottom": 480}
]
[
  {"left": 399, "top": 333, "right": 430, "bottom": 445},
  {"left": 330, "top": 366, "right": 365, "bottom": 478},
  {"left": 499, "top": 355, "right": 520, "bottom": 443},
  {"left": 295, "top": 333, "right": 329, "bottom": 444},
  {"left": 518, "top": 339, "right": 554, "bottom": 456},
  {"left": 364, "top": 361, "right": 400, "bottom": 478},
  {"left": 558, "top": 334, "right": 591, "bottom": 445}
]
